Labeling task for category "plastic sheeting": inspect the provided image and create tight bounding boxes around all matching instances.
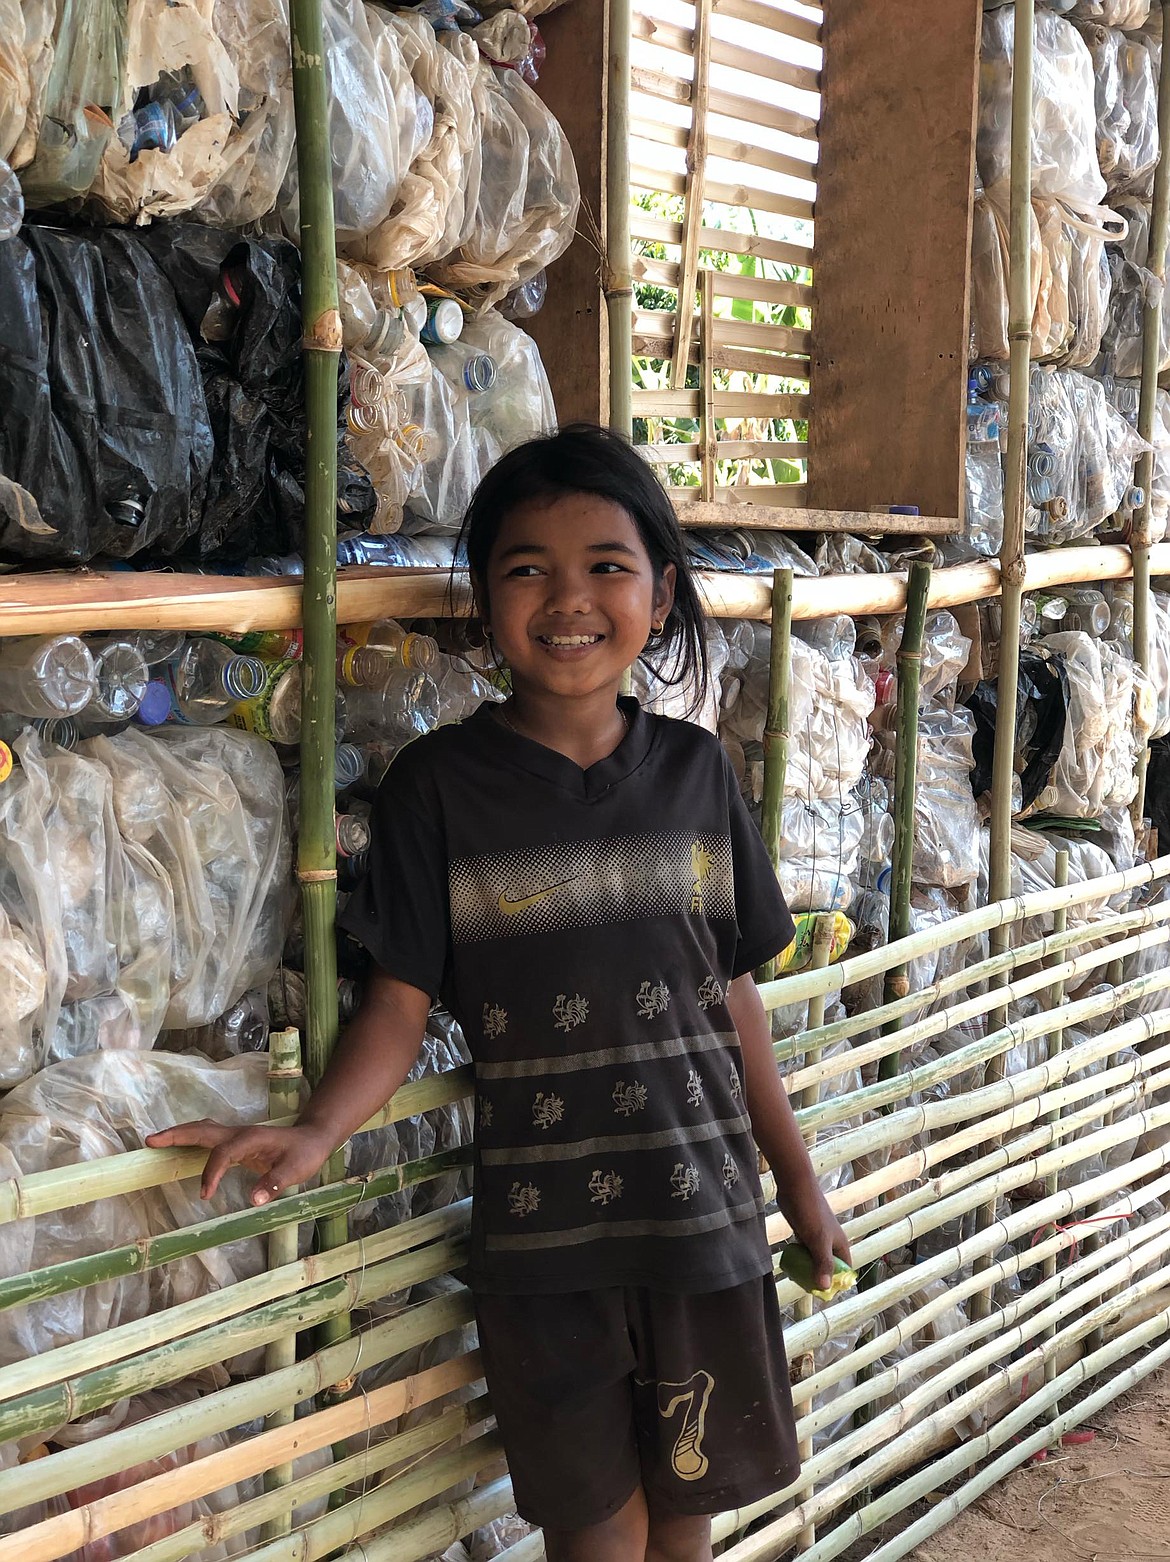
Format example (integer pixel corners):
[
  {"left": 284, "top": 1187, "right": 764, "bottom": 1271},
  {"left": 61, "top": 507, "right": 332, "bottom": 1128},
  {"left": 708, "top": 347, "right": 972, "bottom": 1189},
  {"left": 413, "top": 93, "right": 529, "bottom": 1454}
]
[
  {"left": 0, "top": 1052, "right": 282, "bottom": 1379},
  {"left": 978, "top": 9, "right": 1107, "bottom": 211},
  {"left": 1081, "top": 26, "right": 1159, "bottom": 196},
  {"left": 1025, "top": 366, "right": 1148, "bottom": 541},
  {"left": 0, "top": 224, "right": 212, "bottom": 563},
  {"left": 89, "top": 0, "right": 295, "bottom": 227}
]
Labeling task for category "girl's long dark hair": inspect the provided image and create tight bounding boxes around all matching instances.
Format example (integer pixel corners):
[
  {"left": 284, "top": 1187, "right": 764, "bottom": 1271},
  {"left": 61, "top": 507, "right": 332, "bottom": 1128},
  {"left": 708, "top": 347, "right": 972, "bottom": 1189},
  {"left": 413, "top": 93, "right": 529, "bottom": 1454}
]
[{"left": 457, "top": 424, "right": 710, "bottom": 705}]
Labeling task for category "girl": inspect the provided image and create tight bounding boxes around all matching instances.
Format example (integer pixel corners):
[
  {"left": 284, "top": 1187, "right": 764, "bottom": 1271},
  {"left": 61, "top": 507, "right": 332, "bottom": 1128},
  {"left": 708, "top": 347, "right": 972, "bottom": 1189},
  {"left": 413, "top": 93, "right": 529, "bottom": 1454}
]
[{"left": 148, "top": 424, "right": 850, "bottom": 1562}]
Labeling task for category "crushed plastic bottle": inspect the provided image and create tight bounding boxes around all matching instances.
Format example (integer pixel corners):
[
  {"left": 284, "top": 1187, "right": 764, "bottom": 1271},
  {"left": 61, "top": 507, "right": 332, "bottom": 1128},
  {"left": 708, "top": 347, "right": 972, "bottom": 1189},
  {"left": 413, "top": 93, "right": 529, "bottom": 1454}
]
[{"left": 161, "top": 639, "right": 267, "bottom": 725}]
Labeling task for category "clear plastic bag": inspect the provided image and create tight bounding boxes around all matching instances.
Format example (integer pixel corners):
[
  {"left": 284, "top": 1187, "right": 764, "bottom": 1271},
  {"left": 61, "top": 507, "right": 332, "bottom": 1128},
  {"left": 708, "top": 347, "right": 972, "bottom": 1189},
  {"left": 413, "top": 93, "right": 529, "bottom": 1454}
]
[
  {"left": 1097, "top": 250, "right": 1170, "bottom": 377},
  {"left": 88, "top": 0, "right": 294, "bottom": 226},
  {"left": 430, "top": 57, "right": 579, "bottom": 304},
  {"left": 0, "top": 757, "right": 66, "bottom": 1087},
  {"left": 970, "top": 184, "right": 1041, "bottom": 361},
  {"left": 1081, "top": 26, "right": 1159, "bottom": 197},
  {"left": 280, "top": 0, "right": 415, "bottom": 247},
  {"left": 1068, "top": 0, "right": 1152, "bottom": 28},
  {"left": 17, "top": 0, "right": 126, "bottom": 208},
  {"left": 964, "top": 435, "right": 1005, "bottom": 557},
  {"left": 445, "top": 309, "right": 556, "bottom": 455},
  {"left": 0, "top": 1052, "right": 276, "bottom": 1375},
  {"left": 978, "top": 9, "right": 1106, "bottom": 210},
  {"left": 914, "top": 707, "right": 980, "bottom": 891}
]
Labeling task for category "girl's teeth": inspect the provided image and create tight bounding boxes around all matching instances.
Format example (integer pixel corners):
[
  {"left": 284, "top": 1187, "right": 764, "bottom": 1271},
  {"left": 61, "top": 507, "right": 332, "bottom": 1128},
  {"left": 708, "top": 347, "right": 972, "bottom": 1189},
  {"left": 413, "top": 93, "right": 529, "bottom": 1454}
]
[{"left": 545, "top": 635, "right": 600, "bottom": 646}]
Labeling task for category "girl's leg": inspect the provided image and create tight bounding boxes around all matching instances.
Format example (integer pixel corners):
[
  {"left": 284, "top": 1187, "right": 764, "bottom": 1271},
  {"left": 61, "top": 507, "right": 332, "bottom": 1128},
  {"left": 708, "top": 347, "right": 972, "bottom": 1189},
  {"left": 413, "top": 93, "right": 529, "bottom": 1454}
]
[
  {"left": 542, "top": 1485, "right": 649, "bottom": 1562},
  {"left": 645, "top": 1499, "right": 714, "bottom": 1562}
]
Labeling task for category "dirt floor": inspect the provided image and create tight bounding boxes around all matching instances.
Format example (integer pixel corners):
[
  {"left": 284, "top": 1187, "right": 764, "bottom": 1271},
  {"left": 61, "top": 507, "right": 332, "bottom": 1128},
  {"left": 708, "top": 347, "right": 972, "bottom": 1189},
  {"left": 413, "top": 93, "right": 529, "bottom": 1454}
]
[{"left": 902, "top": 1369, "right": 1170, "bottom": 1562}]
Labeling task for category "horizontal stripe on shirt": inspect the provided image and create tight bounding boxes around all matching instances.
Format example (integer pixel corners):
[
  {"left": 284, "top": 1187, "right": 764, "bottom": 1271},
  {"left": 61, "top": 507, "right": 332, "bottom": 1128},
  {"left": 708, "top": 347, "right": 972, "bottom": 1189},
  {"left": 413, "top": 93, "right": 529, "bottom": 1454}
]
[
  {"left": 479, "top": 1113, "right": 754, "bottom": 1166},
  {"left": 475, "top": 1029, "right": 738, "bottom": 1081},
  {"left": 485, "top": 1193, "right": 768, "bottom": 1252}
]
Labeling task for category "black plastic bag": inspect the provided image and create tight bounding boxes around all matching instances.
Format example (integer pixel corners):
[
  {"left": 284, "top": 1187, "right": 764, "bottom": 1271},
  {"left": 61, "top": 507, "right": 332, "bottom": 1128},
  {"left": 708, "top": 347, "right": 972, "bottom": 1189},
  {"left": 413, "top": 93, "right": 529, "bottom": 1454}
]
[
  {"left": 139, "top": 223, "right": 374, "bottom": 561},
  {"left": 965, "top": 649, "right": 1070, "bottom": 811},
  {"left": 1146, "top": 736, "right": 1170, "bottom": 856},
  {"left": 0, "top": 224, "right": 212, "bottom": 562}
]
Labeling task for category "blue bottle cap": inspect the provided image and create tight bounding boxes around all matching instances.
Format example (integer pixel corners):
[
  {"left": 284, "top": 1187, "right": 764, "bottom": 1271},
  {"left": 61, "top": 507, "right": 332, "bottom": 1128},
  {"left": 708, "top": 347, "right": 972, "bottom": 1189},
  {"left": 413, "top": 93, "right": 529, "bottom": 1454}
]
[{"left": 135, "top": 681, "right": 172, "bottom": 726}]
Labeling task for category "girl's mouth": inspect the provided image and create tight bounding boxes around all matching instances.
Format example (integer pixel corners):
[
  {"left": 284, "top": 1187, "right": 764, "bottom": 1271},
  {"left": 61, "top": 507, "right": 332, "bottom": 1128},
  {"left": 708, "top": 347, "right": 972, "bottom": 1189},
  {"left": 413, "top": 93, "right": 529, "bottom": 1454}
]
[{"left": 537, "top": 634, "right": 604, "bottom": 647}]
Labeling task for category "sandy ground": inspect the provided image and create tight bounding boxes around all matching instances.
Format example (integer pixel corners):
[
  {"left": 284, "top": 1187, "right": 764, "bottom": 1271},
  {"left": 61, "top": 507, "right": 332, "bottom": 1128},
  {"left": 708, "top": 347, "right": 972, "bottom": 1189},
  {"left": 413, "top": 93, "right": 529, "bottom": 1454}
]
[{"left": 901, "top": 1369, "right": 1170, "bottom": 1562}]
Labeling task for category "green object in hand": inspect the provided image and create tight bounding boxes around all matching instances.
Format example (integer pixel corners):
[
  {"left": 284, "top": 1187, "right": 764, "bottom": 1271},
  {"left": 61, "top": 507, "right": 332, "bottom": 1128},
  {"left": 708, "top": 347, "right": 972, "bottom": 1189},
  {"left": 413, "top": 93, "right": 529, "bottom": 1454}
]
[{"left": 778, "top": 1245, "right": 857, "bottom": 1302}]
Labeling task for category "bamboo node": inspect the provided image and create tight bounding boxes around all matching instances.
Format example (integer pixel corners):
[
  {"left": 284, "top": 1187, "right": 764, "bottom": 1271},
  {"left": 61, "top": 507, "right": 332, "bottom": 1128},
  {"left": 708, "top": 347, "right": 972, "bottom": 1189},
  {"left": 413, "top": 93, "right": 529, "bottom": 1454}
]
[
  {"left": 1002, "top": 556, "right": 1027, "bottom": 587},
  {"left": 304, "top": 309, "right": 343, "bottom": 354},
  {"left": 887, "top": 975, "right": 911, "bottom": 999},
  {"left": 297, "top": 868, "right": 338, "bottom": 883}
]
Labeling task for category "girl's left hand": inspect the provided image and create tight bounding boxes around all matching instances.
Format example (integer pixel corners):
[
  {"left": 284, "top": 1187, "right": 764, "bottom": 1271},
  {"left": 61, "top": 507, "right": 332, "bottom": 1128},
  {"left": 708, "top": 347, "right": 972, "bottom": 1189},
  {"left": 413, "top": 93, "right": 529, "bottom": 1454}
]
[{"left": 795, "top": 1199, "right": 852, "bottom": 1293}]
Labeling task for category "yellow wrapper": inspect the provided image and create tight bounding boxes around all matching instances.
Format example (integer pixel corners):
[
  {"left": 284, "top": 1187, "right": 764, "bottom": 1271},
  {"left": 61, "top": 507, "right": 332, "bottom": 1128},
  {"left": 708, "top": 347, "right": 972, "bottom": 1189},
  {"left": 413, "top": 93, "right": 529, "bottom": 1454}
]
[{"left": 778, "top": 1245, "right": 857, "bottom": 1302}]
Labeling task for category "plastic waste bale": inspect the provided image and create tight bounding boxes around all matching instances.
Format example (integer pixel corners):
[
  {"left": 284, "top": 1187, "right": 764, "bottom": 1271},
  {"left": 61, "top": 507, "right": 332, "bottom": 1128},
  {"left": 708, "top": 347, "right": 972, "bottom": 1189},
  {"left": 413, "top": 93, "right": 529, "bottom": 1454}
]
[
  {"left": 0, "top": 1052, "right": 278, "bottom": 1380},
  {"left": 978, "top": 9, "right": 1106, "bottom": 210},
  {"left": 444, "top": 309, "right": 557, "bottom": 456},
  {"left": 1081, "top": 26, "right": 1159, "bottom": 197},
  {"left": 633, "top": 620, "right": 730, "bottom": 736},
  {"left": 16, "top": 735, "right": 174, "bottom": 1061},
  {"left": 966, "top": 648, "right": 1069, "bottom": 815},
  {"left": 429, "top": 51, "right": 579, "bottom": 305},
  {"left": 0, "top": 224, "right": 213, "bottom": 564},
  {"left": 977, "top": 827, "right": 1123, "bottom": 947},
  {"left": 15, "top": 0, "right": 126, "bottom": 209},
  {"left": 1068, "top": 0, "right": 1152, "bottom": 29},
  {"left": 279, "top": 0, "right": 417, "bottom": 250},
  {"left": 350, "top": 16, "right": 481, "bottom": 272},
  {"left": 964, "top": 413, "right": 1005, "bottom": 557},
  {"left": 1025, "top": 366, "right": 1148, "bottom": 540},
  {"left": 401, "top": 359, "right": 491, "bottom": 531},
  {"left": 0, "top": 757, "right": 66, "bottom": 1087},
  {"left": 1097, "top": 249, "right": 1170, "bottom": 377},
  {"left": 914, "top": 706, "right": 980, "bottom": 891},
  {"left": 139, "top": 224, "right": 374, "bottom": 561},
  {"left": 969, "top": 182, "right": 1041, "bottom": 361},
  {"left": 1038, "top": 629, "right": 1134, "bottom": 816},
  {"left": 88, "top": 0, "right": 296, "bottom": 227}
]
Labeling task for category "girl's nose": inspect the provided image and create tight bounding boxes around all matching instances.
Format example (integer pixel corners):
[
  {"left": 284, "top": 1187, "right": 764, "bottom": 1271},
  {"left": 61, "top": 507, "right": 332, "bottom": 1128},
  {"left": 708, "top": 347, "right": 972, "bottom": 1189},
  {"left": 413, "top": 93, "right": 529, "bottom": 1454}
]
[{"left": 543, "top": 570, "right": 593, "bottom": 615}]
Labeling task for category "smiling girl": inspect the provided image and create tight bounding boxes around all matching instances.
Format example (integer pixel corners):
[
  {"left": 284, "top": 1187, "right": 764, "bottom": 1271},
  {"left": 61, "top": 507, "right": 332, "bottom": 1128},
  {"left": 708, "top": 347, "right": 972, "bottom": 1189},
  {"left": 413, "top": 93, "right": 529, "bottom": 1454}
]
[{"left": 148, "top": 424, "right": 849, "bottom": 1562}]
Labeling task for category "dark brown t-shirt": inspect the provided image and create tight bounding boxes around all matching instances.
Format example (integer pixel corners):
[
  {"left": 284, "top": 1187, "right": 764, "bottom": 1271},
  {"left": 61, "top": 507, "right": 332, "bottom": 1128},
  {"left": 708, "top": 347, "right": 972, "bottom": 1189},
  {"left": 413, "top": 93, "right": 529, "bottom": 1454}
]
[{"left": 339, "top": 697, "right": 795, "bottom": 1295}]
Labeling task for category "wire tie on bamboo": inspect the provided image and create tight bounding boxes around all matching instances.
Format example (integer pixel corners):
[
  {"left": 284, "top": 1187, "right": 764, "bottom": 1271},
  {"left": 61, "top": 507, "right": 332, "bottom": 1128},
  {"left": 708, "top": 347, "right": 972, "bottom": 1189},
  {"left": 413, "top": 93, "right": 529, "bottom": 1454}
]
[
  {"left": 303, "top": 310, "right": 344, "bottom": 353},
  {"left": 297, "top": 868, "right": 338, "bottom": 882}
]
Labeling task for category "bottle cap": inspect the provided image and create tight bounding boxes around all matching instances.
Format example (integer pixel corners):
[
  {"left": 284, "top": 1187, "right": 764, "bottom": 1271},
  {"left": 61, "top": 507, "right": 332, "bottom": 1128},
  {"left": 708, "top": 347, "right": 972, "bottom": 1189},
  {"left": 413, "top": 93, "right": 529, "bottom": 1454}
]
[
  {"left": 886, "top": 505, "right": 920, "bottom": 515},
  {"left": 421, "top": 298, "right": 464, "bottom": 345},
  {"left": 135, "top": 681, "right": 172, "bottom": 726}
]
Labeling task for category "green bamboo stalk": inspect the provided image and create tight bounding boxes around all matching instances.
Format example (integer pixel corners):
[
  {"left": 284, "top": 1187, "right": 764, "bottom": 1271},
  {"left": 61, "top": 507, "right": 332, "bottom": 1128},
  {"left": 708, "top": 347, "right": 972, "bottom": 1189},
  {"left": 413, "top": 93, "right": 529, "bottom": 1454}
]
[
  {"left": 756, "top": 853, "right": 1170, "bottom": 1017},
  {"left": 132, "top": 1399, "right": 489, "bottom": 1562},
  {"left": 879, "top": 562, "right": 931, "bottom": 1082},
  {"left": 780, "top": 909, "right": 1170, "bottom": 1094},
  {"left": 0, "top": 1231, "right": 469, "bottom": 1452},
  {"left": 0, "top": 1200, "right": 468, "bottom": 1406},
  {"left": 331, "top": 1474, "right": 514, "bottom": 1562},
  {"left": 987, "top": 0, "right": 1033, "bottom": 924},
  {"left": 0, "top": 1291, "right": 474, "bottom": 1517},
  {"left": 1131, "top": 0, "right": 1170, "bottom": 827},
  {"left": 0, "top": 1147, "right": 469, "bottom": 1317},
  {"left": 262, "top": 1029, "right": 305, "bottom": 1540},
  {"left": 775, "top": 896, "right": 1170, "bottom": 1078},
  {"left": 288, "top": 0, "right": 349, "bottom": 1335}
]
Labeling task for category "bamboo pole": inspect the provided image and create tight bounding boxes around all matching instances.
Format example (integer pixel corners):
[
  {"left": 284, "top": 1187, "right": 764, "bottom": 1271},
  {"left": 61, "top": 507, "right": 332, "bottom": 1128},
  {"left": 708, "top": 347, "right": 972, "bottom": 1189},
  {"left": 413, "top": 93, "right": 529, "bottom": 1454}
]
[
  {"left": 606, "top": 0, "right": 634, "bottom": 434},
  {"left": 1043, "top": 849, "right": 1068, "bottom": 1418},
  {"left": 0, "top": 1291, "right": 475, "bottom": 1517},
  {"left": 330, "top": 1474, "right": 515, "bottom": 1562},
  {"left": 878, "top": 562, "right": 931, "bottom": 1081},
  {"left": 987, "top": 0, "right": 1034, "bottom": 978},
  {"left": 262, "top": 1029, "right": 306, "bottom": 1539},
  {"left": 758, "top": 567, "right": 793, "bottom": 983},
  {"left": 699, "top": 273, "right": 716, "bottom": 498},
  {"left": 288, "top": 0, "right": 349, "bottom": 1340},
  {"left": 0, "top": 1200, "right": 469, "bottom": 1407},
  {"left": 1131, "top": 0, "right": 1170, "bottom": 827}
]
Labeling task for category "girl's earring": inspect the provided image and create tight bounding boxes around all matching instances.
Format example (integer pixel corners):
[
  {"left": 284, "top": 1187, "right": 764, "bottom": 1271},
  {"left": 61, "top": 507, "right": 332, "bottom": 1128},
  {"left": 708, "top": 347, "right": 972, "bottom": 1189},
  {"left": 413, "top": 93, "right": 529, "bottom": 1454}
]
[{"left": 651, "top": 620, "right": 664, "bottom": 635}]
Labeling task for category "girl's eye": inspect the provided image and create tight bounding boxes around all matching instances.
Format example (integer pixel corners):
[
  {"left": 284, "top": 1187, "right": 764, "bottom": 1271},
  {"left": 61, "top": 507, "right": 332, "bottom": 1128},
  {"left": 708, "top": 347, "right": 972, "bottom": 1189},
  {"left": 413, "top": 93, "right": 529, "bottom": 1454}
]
[
  {"left": 592, "top": 561, "right": 630, "bottom": 574},
  {"left": 505, "top": 564, "right": 543, "bottom": 578}
]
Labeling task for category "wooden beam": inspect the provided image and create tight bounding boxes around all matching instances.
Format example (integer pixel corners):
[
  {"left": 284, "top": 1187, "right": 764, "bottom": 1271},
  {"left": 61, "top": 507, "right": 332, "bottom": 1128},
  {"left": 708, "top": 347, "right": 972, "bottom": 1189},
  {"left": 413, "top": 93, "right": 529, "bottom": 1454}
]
[
  {"left": 806, "top": 0, "right": 981, "bottom": 517},
  {"left": 699, "top": 275, "right": 717, "bottom": 499},
  {"left": 674, "top": 501, "right": 957, "bottom": 534},
  {"left": 527, "top": 0, "right": 609, "bottom": 424}
]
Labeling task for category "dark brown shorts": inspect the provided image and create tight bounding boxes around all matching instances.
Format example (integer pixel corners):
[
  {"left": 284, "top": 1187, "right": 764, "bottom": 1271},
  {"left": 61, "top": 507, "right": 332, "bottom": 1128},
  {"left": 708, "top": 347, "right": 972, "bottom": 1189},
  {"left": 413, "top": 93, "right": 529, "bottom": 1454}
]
[{"left": 473, "top": 1275, "right": 800, "bottom": 1531}]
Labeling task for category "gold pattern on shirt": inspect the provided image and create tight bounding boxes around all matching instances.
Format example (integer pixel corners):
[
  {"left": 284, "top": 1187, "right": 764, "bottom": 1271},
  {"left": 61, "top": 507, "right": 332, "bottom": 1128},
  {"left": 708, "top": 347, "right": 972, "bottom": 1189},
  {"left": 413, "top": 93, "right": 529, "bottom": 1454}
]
[
  {"left": 588, "top": 1169, "right": 624, "bottom": 1205},
  {"left": 553, "top": 993, "right": 589, "bottom": 1032},
  {"left": 690, "top": 840, "right": 713, "bottom": 914}
]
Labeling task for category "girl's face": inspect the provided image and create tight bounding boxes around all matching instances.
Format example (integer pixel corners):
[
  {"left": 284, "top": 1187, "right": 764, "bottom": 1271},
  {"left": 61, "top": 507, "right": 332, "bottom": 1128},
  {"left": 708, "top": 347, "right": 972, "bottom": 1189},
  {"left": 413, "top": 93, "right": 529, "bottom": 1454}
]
[{"left": 481, "top": 492, "right": 676, "bottom": 702}]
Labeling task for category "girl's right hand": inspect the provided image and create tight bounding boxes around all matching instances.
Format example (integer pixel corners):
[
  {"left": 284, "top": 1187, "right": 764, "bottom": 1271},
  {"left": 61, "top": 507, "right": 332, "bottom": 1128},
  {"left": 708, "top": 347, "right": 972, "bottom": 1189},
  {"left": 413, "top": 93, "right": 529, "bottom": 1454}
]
[{"left": 144, "top": 1120, "right": 337, "bottom": 1205}]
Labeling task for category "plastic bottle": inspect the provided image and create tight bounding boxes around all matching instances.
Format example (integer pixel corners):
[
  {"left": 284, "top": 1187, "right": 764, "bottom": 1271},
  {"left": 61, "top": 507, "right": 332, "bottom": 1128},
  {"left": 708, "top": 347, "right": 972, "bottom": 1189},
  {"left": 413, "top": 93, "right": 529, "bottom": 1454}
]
[
  {"left": 336, "top": 812, "right": 371, "bottom": 858},
  {"left": 229, "top": 659, "right": 303, "bottom": 745},
  {"left": 213, "top": 629, "right": 304, "bottom": 661},
  {"left": 500, "top": 270, "right": 548, "bottom": 321},
  {"left": 334, "top": 742, "right": 366, "bottom": 791},
  {"left": 130, "top": 630, "right": 186, "bottom": 667},
  {"left": 162, "top": 639, "right": 267, "bottom": 726},
  {"left": 420, "top": 298, "right": 464, "bottom": 346},
  {"left": 0, "top": 713, "right": 79, "bottom": 751},
  {"left": 1063, "top": 588, "right": 1112, "bottom": 638},
  {"left": 200, "top": 263, "right": 248, "bottom": 343},
  {"left": 247, "top": 554, "right": 305, "bottom": 578},
  {"left": 208, "top": 993, "right": 269, "bottom": 1057},
  {"left": 73, "top": 640, "right": 151, "bottom": 734},
  {"left": 342, "top": 668, "right": 441, "bottom": 743},
  {"left": 0, "top": 636, "right": 96, "bottom": 718},
  {"left": 336, "top": 532, "right": 457, "bottom": 569},
  {"left": 340, "top": 618, "right": 438, "bottom": 672}
]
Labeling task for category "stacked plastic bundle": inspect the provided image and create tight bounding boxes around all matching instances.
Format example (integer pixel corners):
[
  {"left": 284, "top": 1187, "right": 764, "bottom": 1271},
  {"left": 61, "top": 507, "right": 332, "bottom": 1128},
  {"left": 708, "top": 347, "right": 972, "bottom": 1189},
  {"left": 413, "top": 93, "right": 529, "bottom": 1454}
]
[
  {"left": 718, "top": 621, "right": 875, "bottom": 918},
  {"left": 908, "top": 613, "right": 981, "bottom": 895},
  {"left": 1022, "top": 364, "right": 1147, "bottom": 541},
  {"left": 0, "top": 723, "right": 291, "bottom": 1089},
  {"left": 1079, "top": 25, "right": 1159, "bottom": 195}
]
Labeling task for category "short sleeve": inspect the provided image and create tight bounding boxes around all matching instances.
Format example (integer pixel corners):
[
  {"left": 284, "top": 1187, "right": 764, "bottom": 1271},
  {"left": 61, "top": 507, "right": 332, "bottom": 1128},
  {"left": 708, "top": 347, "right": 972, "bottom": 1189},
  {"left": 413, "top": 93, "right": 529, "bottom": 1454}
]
[
  {"left": 725, "top": 764, "right": 796, "bottom": 978},
  {"left": 337, "top": 755, "right": 451, "bottom": 1000}
]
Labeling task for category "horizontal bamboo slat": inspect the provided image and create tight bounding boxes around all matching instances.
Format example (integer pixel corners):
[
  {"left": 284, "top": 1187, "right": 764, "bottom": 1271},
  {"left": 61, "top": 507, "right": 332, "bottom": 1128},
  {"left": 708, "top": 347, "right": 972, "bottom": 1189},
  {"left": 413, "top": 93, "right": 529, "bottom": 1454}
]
[
  {"left": 631, "top": 116, "right": 817, "bottom": 189},
  {"left": 632, "top": 388, "right": 810, "bottom": 417},
  {"left": 631, "top": 66, "right": 820, "bottom": 139},
  {"left": 634, "top": 337, "right": 810, "bottom": 378},
  {"left": 640, "top": 439, "right": 806, "bottom": 460},
  {"left": 710, "top": 0, "right": 822, "bottom": 47},
  {"left": 630, "top": 208, "right": 813, "bottom": 264},
  {"left": 634, "top": 308, "right": 812, "bottom": 355},
  {"left": 631, "top": 162, "right": 816, "bottom": 222},
  {"left": 631, "top": 13, "right": 822, "bottom": 96},
  {"left": 632, "top": 252, "right": 812, "bottom": 308}
]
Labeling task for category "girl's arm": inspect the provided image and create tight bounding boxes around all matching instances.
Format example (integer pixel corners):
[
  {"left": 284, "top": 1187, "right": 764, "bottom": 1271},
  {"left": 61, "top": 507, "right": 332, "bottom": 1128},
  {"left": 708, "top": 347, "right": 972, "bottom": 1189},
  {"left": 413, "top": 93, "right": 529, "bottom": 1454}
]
[
  {"left": 727, "top": 972, "right": 851, "bottom": 1290},
  {"left": 146, "top": 966, "right": 431, "bottom": 1206}
]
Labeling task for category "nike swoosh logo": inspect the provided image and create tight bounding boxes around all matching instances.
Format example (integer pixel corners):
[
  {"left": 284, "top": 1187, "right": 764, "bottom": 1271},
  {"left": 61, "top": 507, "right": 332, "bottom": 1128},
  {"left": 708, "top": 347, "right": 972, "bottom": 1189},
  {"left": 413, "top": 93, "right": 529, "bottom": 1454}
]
[{"left": 498, "top": 876, "right": 578, "bottom": 916}]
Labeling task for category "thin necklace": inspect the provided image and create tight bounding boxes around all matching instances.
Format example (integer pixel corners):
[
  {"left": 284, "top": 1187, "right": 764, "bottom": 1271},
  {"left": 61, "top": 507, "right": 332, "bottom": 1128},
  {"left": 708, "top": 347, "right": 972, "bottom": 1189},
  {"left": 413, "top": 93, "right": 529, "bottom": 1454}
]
[{"left": 499, "top": 702, "right": 630, "bottom": 740}]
